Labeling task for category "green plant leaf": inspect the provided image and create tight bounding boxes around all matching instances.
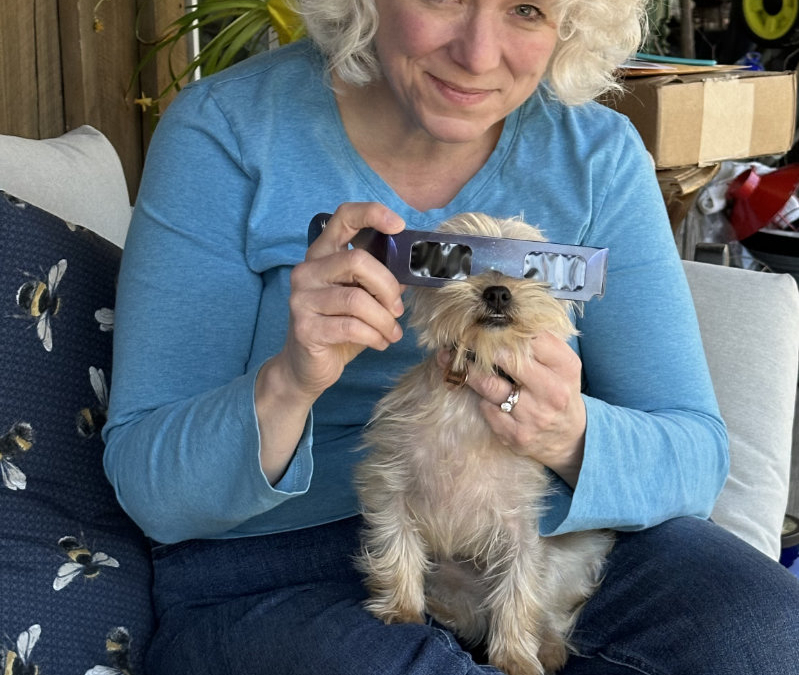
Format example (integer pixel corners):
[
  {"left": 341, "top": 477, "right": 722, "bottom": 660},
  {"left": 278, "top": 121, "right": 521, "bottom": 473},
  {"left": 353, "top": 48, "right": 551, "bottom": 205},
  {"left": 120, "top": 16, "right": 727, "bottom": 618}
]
[{"left": 132, "top": 0, "right": 300, "bottom": 108}]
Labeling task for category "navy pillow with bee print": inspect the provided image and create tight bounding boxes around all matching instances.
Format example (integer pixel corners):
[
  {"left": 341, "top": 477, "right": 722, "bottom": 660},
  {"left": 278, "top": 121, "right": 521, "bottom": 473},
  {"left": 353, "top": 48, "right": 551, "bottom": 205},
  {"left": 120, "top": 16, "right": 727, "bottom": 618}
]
[{"left": 0, "top": 191, "right": 154, "bottom": 674}]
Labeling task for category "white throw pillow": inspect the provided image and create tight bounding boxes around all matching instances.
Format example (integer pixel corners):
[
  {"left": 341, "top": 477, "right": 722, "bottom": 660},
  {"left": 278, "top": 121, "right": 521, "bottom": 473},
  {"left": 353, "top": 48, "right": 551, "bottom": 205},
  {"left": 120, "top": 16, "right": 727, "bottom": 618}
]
[
  {"left": 0, "top": 125, "right": 131, "bottom": 248},
  {"left": 684, "top": 260, "right": 799, "bottom": 560}
]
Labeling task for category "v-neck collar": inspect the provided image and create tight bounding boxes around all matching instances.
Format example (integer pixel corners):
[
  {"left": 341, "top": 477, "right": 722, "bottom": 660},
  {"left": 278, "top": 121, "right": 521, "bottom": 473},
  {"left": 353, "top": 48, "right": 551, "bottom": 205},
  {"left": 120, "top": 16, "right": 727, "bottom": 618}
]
[{"left": 322, "top": 81, "right": 525, "bottom": 227}]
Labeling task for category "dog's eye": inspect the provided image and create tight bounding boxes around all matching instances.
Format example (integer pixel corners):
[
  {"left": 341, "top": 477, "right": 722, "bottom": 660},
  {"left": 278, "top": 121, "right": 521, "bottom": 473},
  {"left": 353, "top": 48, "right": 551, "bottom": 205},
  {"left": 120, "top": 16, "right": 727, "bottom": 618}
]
[{"left": 410, "top": 241, "right": 472, "bottom": 280}]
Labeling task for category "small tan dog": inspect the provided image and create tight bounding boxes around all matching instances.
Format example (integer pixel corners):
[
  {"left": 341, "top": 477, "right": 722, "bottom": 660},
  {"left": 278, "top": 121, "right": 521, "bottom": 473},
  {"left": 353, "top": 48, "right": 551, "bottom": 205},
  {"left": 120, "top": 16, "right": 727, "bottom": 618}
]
[{"left": 355, "top": 213, "right": 613, "bottom": 675}]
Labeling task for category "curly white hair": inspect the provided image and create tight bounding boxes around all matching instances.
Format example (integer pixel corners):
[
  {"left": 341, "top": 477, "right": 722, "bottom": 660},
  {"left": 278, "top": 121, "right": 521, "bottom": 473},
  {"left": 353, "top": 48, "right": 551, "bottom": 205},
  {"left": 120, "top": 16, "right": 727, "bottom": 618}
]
[{"left": 295, "top": 0, "right": 646, "bottom": 105}]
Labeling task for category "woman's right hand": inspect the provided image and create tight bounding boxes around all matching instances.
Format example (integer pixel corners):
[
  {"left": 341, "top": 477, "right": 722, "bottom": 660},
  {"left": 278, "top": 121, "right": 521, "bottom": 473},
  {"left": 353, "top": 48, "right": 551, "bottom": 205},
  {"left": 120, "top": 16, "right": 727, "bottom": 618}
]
[
  {"left": 254, "top": 202, "right": 406, "bottom": 482},
  {"left": 286, "top": 201, "right": 406, "bottom": 396}
]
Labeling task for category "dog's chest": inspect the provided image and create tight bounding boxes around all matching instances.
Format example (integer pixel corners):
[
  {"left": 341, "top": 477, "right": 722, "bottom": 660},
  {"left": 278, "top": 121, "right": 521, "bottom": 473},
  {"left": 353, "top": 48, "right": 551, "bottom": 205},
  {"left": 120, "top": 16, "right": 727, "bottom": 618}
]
[{"left": 406, "top": 414, "right": 548, "bottom": 556}]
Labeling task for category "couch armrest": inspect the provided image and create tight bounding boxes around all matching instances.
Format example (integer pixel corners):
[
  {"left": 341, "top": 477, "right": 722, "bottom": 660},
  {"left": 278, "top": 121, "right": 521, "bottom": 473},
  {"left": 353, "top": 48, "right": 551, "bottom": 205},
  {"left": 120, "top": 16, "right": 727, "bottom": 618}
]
[{"left": 684, "top": 260, "right": 799, "bottom": 559}]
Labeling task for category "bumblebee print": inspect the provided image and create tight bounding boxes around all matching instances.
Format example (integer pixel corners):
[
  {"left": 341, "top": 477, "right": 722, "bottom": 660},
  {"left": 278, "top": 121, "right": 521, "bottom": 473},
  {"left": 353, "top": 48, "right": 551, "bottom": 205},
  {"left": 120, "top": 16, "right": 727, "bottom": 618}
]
[
  {"left": 2, "top": 193, "right": 27, "bottom": 209},
  {"left": 0, "top": 422, "right": 34, "bottom": 491},
  {"left": 2, "top": 624, "right": 41, "bottom": 675},
  {"left": 77, "top": 367, "right": 109, "bottom": 439},
  {"left": 53, "top": 535, "right": 119, "bottom": 591},
  {"left": 16, "top": 258, "right": 67, "bottom": 352},
  {"left": 94, "top": 307, "right": 115, "bottom": 332},
  {"left": 85, "top": 627, "right": 133, "bottom": 675}
]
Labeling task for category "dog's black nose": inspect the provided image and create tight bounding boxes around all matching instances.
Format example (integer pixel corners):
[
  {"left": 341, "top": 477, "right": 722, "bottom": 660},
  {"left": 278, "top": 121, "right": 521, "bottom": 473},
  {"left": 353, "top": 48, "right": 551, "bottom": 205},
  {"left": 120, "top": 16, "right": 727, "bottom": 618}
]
[{"left": 483, "top": 285, "right": 512, "bottom": 311}]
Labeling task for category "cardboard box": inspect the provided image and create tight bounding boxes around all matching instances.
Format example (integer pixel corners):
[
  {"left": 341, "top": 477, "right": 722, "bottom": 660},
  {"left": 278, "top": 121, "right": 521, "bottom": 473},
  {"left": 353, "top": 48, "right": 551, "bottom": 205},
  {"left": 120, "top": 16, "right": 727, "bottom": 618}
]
[{"left": 604, "top": 70, "right": 797, "bottom": 169}]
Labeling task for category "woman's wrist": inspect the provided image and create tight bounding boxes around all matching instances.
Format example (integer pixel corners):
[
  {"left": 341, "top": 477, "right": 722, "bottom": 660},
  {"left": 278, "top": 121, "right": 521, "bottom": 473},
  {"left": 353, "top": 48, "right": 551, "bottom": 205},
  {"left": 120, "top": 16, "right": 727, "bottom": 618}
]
[
  {"left": 547, "top": 436, "right": 585, "bottom": 490},
  {"left": 254, "top": 354, "right": 317, "bottom": 485}
]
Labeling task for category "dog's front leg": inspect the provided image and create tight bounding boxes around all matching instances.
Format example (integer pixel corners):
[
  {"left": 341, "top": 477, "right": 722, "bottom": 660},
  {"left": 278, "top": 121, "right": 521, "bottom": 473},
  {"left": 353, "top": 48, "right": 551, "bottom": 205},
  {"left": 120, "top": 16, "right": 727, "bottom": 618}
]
[
  {"left": 485, "top": 543, "right": 550, "bottom": 675},
  {"left": 358, "top": 493, "right": 429, "bottom": 625}
]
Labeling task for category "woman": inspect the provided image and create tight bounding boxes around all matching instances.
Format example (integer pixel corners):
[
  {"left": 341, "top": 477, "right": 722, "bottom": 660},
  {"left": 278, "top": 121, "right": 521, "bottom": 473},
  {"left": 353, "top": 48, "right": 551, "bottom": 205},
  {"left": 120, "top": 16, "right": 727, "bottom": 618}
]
[{"left": 104, "top": 0, "right": 799, "bottom": 672}]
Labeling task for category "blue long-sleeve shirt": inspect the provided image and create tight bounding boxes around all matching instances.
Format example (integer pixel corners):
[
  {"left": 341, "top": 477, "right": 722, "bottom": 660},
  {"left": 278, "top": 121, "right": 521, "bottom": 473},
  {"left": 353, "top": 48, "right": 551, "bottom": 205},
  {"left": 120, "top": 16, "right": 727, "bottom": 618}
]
[{"left": 103, "top": 40, "right": 729, "bottom": 544}]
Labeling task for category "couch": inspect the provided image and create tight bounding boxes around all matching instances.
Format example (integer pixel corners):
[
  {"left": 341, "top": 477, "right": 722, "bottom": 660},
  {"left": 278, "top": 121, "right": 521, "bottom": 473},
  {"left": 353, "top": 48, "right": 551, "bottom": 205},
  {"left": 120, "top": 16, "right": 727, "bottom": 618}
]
[{"left": 1, "top": 126, "right": 798, "bottom": 675}]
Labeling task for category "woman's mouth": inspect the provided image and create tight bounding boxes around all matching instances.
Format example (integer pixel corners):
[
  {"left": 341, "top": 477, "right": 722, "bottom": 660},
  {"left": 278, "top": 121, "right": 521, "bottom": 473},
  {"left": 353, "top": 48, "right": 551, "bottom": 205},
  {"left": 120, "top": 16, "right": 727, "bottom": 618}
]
[{"left": 429, "top": 74, "right": 494, "bottom": 104}]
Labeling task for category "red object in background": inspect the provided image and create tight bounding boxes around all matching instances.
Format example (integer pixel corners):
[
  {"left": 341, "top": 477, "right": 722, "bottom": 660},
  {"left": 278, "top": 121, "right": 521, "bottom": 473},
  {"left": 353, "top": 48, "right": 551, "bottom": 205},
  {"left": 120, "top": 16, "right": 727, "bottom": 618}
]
[{"left": 726, "top": 164, "right": 799, "bottom": 240}]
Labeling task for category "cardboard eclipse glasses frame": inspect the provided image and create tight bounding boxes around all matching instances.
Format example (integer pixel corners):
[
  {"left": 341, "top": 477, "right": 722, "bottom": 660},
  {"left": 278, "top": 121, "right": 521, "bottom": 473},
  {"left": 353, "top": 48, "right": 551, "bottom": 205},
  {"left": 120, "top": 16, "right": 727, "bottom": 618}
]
[{"left": 308, "top": 213, "right": 608, "bottom": 302}]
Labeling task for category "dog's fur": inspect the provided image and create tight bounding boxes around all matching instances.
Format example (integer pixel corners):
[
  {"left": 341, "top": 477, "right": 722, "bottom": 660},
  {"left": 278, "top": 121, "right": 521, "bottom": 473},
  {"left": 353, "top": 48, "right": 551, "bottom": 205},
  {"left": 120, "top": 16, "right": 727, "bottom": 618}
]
[{"left": 354, "top": 213, "right": 613, "bottom": 675}]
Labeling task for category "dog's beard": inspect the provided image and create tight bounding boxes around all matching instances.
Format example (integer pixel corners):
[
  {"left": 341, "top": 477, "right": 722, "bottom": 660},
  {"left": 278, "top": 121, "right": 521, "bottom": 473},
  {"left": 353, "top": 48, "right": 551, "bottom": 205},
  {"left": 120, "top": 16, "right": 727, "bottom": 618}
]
[
  {"left": 408, "top": 270, "right": 577, "bottom": 379},
  {"left": 403, "top": 213, "right": 578, "bottom": 378}
]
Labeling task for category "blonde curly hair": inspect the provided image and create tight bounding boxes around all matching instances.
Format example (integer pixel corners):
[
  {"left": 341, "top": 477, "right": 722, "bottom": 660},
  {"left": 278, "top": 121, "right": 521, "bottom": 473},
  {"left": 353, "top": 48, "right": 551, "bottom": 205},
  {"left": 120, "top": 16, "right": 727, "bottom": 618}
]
[{"left": 296, "top": 0, "right": 646, "bottom": 106}]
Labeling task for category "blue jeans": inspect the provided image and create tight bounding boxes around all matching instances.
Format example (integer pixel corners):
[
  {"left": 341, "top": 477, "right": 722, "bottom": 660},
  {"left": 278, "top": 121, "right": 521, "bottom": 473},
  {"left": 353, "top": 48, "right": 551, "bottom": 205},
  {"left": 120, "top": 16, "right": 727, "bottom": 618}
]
[{"left": 146, "top": 516, "right": 799, "bottom": 674}]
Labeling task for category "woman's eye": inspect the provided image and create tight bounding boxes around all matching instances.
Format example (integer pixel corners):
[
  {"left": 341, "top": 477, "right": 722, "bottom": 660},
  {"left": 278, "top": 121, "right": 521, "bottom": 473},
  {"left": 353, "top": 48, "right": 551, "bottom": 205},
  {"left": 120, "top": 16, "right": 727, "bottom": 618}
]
[{"left": 515, "top": 4, "right": 544, "bottom": 19}]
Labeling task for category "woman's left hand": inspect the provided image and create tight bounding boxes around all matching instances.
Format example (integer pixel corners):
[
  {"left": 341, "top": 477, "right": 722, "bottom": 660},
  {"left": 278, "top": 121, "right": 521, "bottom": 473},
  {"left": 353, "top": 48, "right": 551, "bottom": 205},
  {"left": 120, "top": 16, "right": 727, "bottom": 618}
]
[{"left": 438, "top": 332, "right": 586, "bottom": 488}]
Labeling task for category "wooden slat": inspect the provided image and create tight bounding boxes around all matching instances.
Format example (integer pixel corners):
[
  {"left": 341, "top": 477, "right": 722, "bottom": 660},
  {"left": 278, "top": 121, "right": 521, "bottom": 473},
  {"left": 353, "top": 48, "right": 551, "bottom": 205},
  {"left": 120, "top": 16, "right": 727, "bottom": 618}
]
[
  {"left": 0, "top": 2, "right": 39, "bottom": 137},
  {"left": 2, "top": 0, "right": 192, "bottom": 197},
  {"left": 58, "top": 0, "right": 144, "bottom": 198},
  {"left": 135, "top": 0, "right": 189, "bottom": 149},
  {"left": 34, "top": 0, "right": 66, "bottom": 138},
  {"left": 58, "top": 0, "right": 93, "bottom": 127}
]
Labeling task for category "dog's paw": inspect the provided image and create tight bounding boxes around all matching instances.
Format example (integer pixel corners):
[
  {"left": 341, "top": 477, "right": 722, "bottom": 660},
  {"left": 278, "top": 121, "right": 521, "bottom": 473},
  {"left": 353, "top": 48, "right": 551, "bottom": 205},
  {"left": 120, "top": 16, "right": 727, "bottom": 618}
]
[
  {"left": 364, "top": 596, "right": 425, "bottom": 625},
  {"left": 492, "top": 652, "right": 546, "bottom": 675},
  {"left": 537, "top": 639, "right": 568, "bottom": 673}
]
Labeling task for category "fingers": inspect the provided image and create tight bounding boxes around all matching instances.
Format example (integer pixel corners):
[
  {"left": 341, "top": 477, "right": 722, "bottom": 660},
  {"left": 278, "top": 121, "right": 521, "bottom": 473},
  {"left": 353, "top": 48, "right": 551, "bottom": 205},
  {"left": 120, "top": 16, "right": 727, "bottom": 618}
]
[
  {"left": 436, "top": 336, "right": 586, "bottom": 486},
  {"left": 516, "top": 332, "right": 582, "bottom": 377},
  {"left": 296, "top": 243, "right": 404, "bottom": 309},
  {"left": 437, "top": 333, "right": 579, "bottom": 403},
  {"left": 290, "top": 281, "right": 403, "bottom": 352},
  {"left": 492, "top": 333, "right": 581, "bottom": 400},
  {"left": 284, "top": 202, "right": 407, "bottom": 398},
  {"left": 435, "top": 333, "right": 583, "bottom": 432},
  {"left": 306, "top": 202, "right": 405, "bottom": 260},
  {"left": 301, "top": 202, "right": 406, "bottom": 317}
]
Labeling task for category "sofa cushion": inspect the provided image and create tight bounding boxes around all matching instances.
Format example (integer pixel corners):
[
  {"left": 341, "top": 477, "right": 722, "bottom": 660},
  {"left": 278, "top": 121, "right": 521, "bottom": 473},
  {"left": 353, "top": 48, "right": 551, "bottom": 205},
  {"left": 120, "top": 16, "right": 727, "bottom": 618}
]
[
  {"left": 0, "top": 191, "right": 154, "bottom": 673},
  {"left": 684, "top": 260, "right": 799, "bottom": 560},
  {"left": 0, "top": 126, "right": 131, "bottom": 248}
]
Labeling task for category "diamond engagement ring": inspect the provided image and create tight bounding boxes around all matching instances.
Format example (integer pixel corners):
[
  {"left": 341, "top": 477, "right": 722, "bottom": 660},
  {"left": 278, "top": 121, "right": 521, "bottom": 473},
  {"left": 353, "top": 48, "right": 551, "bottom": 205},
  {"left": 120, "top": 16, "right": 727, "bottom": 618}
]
[{"left": 500, "top": 384, "right": 520, "bottom": 413}]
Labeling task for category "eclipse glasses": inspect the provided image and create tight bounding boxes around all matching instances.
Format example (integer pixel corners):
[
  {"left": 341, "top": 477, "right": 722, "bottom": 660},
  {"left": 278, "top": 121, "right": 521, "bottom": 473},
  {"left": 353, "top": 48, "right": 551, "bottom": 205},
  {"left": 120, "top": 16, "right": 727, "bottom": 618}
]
[{"left": 308, "top": 213, "right": 608, "bottom": 302}]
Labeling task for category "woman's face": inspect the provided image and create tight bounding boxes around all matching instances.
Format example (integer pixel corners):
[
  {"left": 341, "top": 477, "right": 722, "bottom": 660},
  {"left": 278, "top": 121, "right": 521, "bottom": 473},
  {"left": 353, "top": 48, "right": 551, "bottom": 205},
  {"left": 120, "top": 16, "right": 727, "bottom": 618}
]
[{"left": 372, "top": 0, "right": 560, "bottom": 144}]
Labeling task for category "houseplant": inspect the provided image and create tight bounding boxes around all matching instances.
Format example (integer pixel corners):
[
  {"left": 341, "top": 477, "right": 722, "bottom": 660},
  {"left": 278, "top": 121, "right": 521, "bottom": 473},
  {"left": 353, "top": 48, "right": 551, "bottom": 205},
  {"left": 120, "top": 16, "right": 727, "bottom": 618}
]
[{"left": 135, "top": 0, "right": 304, "bottom": 109}]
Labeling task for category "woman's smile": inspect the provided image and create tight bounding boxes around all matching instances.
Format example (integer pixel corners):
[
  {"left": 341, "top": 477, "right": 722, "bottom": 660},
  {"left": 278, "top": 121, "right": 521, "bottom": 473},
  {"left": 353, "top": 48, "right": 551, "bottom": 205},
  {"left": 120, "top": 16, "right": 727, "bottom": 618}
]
[{"left": 427, "top": 73, "right": 496, "bottom": 105}]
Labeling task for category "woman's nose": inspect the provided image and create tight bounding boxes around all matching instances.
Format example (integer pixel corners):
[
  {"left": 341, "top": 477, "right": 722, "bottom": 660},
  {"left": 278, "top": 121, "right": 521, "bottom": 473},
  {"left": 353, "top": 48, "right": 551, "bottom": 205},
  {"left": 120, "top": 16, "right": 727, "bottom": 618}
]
[{"left": 449, "top": 11, "right": 502, "bottom": 74}]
